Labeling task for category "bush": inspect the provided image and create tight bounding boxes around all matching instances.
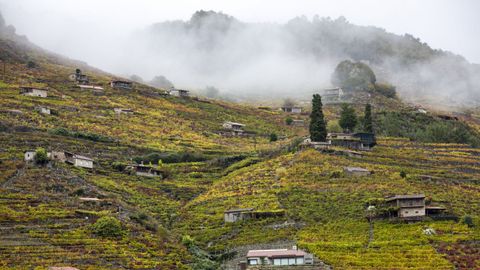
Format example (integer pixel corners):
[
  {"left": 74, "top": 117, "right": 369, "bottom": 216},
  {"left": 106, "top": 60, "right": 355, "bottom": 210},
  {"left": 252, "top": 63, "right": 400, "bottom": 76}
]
[
  {"left": 461, "top": 215, "right": 474, "bottom": 228},
  {"left": 34, "top": 147, "right": 49, "bottom": 164},
  {"left": 112, "top": 162, "right": 127, "bottom": 172},
  {"left": 399, "top": 171, "right": 407, "bottom": 178},
  {"left": 92, "top": 216, "right": 123, "bottom": 237},
  {"left": 269, "top": 133, "right": 278, "bottom": 142},
  {"left": 27, "top": 60, "right": 37, "bottom": 69},
  {"left": 285, "top": 117, "right": 293, "bottom": 125}
]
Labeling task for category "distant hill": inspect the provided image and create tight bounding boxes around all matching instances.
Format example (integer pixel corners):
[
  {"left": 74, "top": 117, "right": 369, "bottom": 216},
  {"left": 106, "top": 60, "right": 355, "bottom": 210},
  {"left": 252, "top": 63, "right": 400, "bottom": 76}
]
[{"left": 128, "top": 10, "right": 480, "bottom": 108}]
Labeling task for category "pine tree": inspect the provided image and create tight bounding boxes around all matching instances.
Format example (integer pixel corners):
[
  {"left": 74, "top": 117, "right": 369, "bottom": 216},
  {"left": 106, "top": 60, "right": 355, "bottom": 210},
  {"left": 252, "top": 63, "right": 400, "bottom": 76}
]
[
  {"left": 339, "top": 103, "right": 357, "bottom": 132},
  {"left": 309, "top": 94, "right": 327, "bottom": 141},
  {"left": 364, "top": 103, "right": 373, "bottom": 133}
]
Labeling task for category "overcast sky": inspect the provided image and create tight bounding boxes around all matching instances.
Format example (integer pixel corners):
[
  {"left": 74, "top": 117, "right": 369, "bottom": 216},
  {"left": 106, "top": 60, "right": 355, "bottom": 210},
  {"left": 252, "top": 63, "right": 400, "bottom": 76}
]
[{"left": 1, "top": 0, "right": 479, "bottom": 65}]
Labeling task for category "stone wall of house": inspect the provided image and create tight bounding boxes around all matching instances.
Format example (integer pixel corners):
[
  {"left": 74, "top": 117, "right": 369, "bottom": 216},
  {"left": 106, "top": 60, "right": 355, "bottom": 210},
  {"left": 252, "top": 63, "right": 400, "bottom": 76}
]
[{"left": 247, "top": 264, "right": 329, "bottom": 270}]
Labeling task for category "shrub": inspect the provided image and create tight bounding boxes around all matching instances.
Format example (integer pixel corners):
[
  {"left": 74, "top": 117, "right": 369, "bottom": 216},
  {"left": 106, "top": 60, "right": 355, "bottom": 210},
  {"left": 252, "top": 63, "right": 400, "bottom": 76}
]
[
  {"left": 34, "top": 147, "right": 49, "bottom": 164},
  {"left": 461, "top": 215, "right": 474, "bottom": 228},
  {"left": 399, "top": 171, "right": 407, "bottom": 178},
  {"left": 49, "top": 127, "right": 114, "bottom": 143},
  {"left": 112, "top": 162, "right": 127, "bottom": 172},
  {"left": 269, "top": 133, "right": 278, "bottom": 142},
  {"left": 92, "top": 216, "right": 123, "bottom": 237},
  {"left": 27, "top": 60, "right": 37, "bottom": 69},
  {"left": 285, "top": 117, "right": 293, "bottom": 125}
]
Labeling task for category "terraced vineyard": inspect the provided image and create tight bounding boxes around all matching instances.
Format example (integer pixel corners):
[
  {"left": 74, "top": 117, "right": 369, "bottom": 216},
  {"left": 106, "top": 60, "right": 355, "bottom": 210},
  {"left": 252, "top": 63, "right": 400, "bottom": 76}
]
[{"left": 0, "top": 17, "right": 479, "bottom": 270}]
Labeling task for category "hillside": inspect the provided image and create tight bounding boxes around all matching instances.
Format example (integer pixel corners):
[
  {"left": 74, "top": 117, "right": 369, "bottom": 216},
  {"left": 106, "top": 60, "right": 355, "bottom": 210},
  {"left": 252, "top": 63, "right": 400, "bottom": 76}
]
[
  {"left": 125, "top": 11, "right": 480, "bottom": 108},
  {"left": 0, "top": 11, "right": 480, "bottom": 270}
]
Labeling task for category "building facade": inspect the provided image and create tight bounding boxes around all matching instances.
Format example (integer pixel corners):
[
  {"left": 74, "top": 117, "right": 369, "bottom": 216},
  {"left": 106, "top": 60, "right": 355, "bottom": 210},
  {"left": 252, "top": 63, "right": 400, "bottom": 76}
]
[{"left": 20, "top": 87, "right": 48, "bottom": 98}]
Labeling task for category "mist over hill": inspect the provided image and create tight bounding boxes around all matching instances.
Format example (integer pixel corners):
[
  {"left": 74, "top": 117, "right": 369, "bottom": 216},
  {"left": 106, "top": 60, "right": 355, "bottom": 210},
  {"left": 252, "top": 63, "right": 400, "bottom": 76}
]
[{"left": 122, "top": 10, "right": 480, "bottom": 107}]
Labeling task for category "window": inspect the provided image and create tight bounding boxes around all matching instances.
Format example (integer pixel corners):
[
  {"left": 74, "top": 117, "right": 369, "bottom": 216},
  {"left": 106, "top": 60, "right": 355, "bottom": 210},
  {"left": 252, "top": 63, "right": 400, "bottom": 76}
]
[
  {"left": 273, "top": 259, "right": 281, "bottom": 265},
  {"left": 248, "top": 259, "right": 258, "bottom": 265},
  {"left": 297, "top": 258, "right": 304, "bottom": 265},
  {"left": 281, "top": 258, "right": 288, "bottom": 265},
  {"left": 415, "top": 211, "right": 419, "bottom": 214},
  {"left": 288, "top": 258, "right": 296, "bottom": 265}
]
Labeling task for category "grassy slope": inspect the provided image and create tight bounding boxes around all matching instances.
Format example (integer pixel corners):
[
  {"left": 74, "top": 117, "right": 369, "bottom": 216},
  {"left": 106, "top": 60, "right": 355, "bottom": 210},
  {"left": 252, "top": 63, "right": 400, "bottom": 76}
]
[
  {"left": 0, "top": 36, "right": 300, "bottom": 269},
  {"left": 1, "top": 33, "right": 480, "bottom": 270},
  {"left": 179, "top": 138, "right": 480, "bottom": 269}
]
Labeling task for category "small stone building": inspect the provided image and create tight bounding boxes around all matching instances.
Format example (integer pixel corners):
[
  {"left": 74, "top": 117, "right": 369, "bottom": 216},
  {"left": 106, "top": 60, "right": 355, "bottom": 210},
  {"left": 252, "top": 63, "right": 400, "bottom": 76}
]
[
  {"left": 130, "top": 164, "right": 163, "bottom": 178},
  {"left": 65, "top": 152, "right": 94, "bottom": 169},
  {"left": 245, "top": 248, "right": 314, "bottom": 267},
  {"left": 36, "top": 106, "right": 51, "bottom": 115},
  {"left": 114, "top": 108, "right": 134, "bottom": 114},
  {"left": 291, "top": 119, "right": 305, "bottom": 126},
  {"left": 386, "top": 194, "right": 426, "bottom": 219},
  {"left": 110, "top": 80, "right": 133, "bottom": 90},
  {"left": 344, "top": 167, "right": 371, "bottom": 176},
  {"left": 170, "top": 89, "right": 190, "bottom": 97},
  {"left": 281, "top": 106, "right": 302, "bottom": 114},
  {"left": 20, "top": 87, "right": 48, "bottom": 98},
  {"left": 327, "top": 132, "right": 376, "bottom": 150},
  {"left": 222, "top": 121, "right": 246, "bottom": 136},
  {"left": 322, "top": 87, "right": 344, "bottom": 104},
  {"left": 224, "top": 208, "right": 254, "bottom": 223}
]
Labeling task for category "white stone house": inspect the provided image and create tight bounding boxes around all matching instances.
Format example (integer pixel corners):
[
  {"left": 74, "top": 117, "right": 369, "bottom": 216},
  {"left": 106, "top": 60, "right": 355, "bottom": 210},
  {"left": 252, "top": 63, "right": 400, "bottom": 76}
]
[
  {"left": 246, "top": 248, "right": 314, "bottom": 266},
  {"left": 344, "top": 167, "right": 371, "bottom": 176},
  {"left": 110, "top": 80, "right": 133, "bottom": 90},
  {"left": 281, "top": 106, "right": 302, "bottom": 114},
  {"left": 20, "top": 87, "right": 48, "bottom": 98},
  {"left": 322, "top": 87, "right": 344, "bottom": 104},
  {"left": 129, "top": 164, "right": 163, "bottom": 178},
  {"left": 65, "top": 152, "right": 94, "bottom": 169},
  {"left": 170, "top": 89, "right": 190, "bottom": 97},
  {"left": 386, "top": 194, "right": 426, "bottom": 219},
  {"left": 224, "top": 208, "right": 254, "bottom": 223},
  {"left": 36, "top": 106, "right": 51, "bottom": 115},
  {"left": 114, "top": 108, "right": 134, "bottom": 114}
]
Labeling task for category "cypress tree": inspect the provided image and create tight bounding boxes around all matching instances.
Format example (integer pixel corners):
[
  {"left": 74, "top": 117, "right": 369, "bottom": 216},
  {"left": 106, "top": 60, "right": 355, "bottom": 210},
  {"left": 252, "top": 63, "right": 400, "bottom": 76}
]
[
  {"left": 364, "top": 103, "right": 373, "bottom": 133},
  {"left": 309, "top": 94, "right": 327, "bottom": 141},
  {"left": 339, "top": 103, "right": 357, "bottom": 132}
]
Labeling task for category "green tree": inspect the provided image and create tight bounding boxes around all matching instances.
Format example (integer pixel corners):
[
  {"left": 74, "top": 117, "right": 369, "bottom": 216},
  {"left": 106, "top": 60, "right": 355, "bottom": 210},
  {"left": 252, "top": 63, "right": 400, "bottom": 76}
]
[
  {"left": 285, "top": 117, "right": 293, "bottom": 125},
  {"left": 364, "top": 103, "right": 373, "bottom": 133},
  {"left": 309, "top": 94, "right": 327, "bottom": 141},
  {"left": 34, "top": 147, "right": 49, "bottom": 164},
  {"left": 331, "top": 60, "right": 376, "bottom": 90},
  {"left": 269, "top": 133, "right": 278, "bottom": 142},
  {"left": 339, "top": 103, "right": 357, "bottom": 132},
  {"left": 92, "top": 216, "right": 123, "bottom": 237}
]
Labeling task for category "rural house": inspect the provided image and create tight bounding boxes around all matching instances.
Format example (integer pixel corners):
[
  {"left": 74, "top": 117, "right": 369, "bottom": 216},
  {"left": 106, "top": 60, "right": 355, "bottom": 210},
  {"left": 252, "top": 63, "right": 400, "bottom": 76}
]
[
  {"left": 129, "top": 164, "right": 163, "bottom": 178},
  {"left": 281, "top": 106, "right": 302, "bottom": 114},
  {"left": 244, "top": 248, "right": 314, "bottom": 267},
  {"left": 322, "top": 87, "right": 344, "bottom": 104},
  {"left": 291, "top": 119, "right": 305, "bottom": 126},
  {"left": 35, "top": 106, "right": 51, "bottom": 115},
  {"left": 386, "top": 194, "right": 447, "bottom": 220},
  {"left": 223, "top": 121, "right": 245, "bottom": 131},
  {"left": 170, "top": 89, "right": 190, "bottom": 97},
  {"left": 114, "top": 108, "right": 134, "bottom": 114},
  {"left": 327, "top": 132, "right": 376, "bottom": 150},
  {"left": 69, "top": 69, "right": 89, "bottom": 84},
  {"left": 344, "top": 167, "right": 371, "bottom": 176},
  {"left": 110, "top": 80, "right": 133, "bottom": 90},
  {"left": 20, "top": 87, "right": 48, "bottom": 98},
  {"left": 221, "top": 121, "right": 246, "bottom": 136},
  {"left": 65, "top": 152, "right": 94, "bottom": 169},
  {"left": 224, "top": 208, "right": 254, "bottom": 223}
]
